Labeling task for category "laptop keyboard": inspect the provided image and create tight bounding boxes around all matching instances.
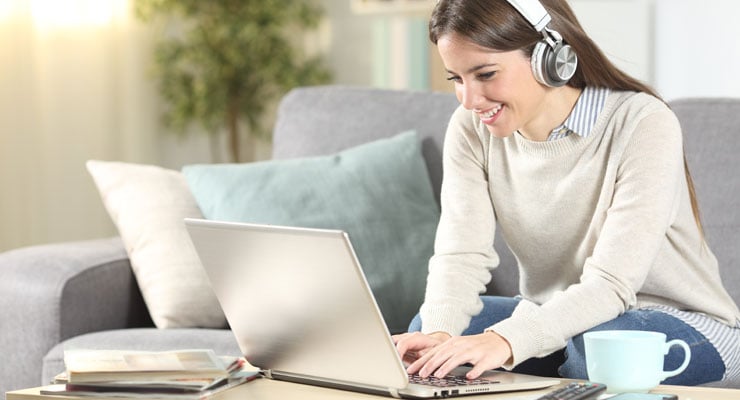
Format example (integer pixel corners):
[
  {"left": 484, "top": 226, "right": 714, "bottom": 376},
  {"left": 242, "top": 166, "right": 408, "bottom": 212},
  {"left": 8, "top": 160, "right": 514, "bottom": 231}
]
[{"left": 408, "top": 373, "right": 491, "bottom": 387}]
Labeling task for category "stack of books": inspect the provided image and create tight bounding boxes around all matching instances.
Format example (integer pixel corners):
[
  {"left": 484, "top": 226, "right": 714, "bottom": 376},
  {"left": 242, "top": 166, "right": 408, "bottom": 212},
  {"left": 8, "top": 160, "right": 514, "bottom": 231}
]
[{"left": 41, "top": 349, "right": 258, "bottom": 399}]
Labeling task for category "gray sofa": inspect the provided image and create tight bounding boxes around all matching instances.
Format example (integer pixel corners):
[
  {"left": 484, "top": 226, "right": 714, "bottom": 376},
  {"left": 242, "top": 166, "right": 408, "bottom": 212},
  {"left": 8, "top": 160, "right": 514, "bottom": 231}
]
[{"left": 1, "top": 86, "right": 739, "bottom": 397}]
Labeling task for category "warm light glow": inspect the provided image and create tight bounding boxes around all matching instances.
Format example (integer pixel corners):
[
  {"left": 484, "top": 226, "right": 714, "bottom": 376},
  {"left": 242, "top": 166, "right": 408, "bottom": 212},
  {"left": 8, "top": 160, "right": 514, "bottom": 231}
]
[
  {"left": 0, "top": 1, "right": 16, "bottom": 21},
  {"left": 30, "top": 0, "right": 128, "bottom": 28}
]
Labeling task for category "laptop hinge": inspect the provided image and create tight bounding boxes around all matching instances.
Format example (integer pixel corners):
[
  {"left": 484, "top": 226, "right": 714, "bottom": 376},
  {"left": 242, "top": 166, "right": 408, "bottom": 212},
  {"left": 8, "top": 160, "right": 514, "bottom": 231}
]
[{"left": 261, "top": 369, "right": 273, "bottom": 379}]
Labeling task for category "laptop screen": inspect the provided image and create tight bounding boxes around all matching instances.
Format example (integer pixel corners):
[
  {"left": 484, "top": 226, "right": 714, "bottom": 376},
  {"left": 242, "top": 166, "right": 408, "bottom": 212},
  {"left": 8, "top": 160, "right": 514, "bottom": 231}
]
[{"left": 185, "top": 218, "right": 409, "bottom": 389}]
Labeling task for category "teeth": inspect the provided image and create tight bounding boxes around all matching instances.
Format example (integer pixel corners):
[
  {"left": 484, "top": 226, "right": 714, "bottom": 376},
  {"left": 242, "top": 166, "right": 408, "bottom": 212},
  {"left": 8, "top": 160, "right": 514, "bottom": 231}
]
[{"left": 481, "top": 105, "right": 502, "bottom": 119}]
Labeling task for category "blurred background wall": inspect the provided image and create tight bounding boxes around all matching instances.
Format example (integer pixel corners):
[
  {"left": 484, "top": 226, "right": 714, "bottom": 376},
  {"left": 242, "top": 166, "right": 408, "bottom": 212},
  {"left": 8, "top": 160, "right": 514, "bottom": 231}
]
[{"left": 1, "top": 0, "right": 738, "bottom": 252}]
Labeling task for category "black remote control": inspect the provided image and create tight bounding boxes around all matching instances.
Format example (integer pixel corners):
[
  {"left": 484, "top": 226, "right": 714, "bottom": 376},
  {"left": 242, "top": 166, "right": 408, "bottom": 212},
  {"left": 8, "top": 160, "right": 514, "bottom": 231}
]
[{"left": 536, "top": 382, "right": 607, "bottom": 400}]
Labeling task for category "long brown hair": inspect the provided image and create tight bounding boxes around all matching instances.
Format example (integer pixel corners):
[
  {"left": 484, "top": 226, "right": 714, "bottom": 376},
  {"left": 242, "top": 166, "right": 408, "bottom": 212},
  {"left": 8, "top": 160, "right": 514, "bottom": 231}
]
[{"left": 430, "top": 0, "right": 704, "bottom": 237}]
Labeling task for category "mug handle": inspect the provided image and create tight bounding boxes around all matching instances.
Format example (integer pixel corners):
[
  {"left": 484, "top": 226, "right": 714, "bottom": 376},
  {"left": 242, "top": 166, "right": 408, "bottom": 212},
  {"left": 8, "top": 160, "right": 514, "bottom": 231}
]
[{"left": 662, "top": 339, "right": 691, "bottom": 379}]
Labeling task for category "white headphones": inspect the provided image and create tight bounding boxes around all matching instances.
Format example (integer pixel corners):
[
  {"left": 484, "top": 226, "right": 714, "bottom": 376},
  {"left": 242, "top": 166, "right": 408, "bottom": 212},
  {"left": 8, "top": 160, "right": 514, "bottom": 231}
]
[{"left": 505, "top": 0, "right": 578, "bottom": 87}]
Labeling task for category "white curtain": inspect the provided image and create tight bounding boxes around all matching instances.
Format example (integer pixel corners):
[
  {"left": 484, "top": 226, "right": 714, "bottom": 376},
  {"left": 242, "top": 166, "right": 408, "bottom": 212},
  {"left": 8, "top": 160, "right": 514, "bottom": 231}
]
[{"left": 0, "top": 0, "right": 164, "bottom": 251}]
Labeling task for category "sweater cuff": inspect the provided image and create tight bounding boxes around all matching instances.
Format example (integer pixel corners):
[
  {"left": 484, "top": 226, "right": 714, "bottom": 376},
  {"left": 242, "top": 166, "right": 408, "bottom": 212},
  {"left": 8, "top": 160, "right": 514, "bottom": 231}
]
[
  {"left": 488, "top": 300, "right": 547, "bottom": 369},
  {"left": 420, "top": 303, "right": 478, "bottom": 336}
]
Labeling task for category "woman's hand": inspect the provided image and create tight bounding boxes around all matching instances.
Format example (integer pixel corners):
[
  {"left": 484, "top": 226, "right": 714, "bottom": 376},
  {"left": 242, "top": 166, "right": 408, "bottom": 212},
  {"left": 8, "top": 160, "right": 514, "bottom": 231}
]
[
  {"left": 392, "top": 331, "right": 451, "bottom": 364},
  {"left": 398, "top": 331, "right": 513, "bottom": 380}
]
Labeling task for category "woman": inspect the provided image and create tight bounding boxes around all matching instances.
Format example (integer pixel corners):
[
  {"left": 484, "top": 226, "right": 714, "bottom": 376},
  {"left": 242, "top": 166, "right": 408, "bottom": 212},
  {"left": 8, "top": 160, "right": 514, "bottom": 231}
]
[{"left": 393, "top": 0, "right": 740, "bottom": 386}]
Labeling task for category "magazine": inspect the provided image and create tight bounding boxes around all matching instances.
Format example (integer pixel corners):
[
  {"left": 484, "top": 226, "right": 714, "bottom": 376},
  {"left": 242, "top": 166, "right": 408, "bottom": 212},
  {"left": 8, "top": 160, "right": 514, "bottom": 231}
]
[
  {"left": 42, "top": 350, "right": 257, "bottom": 398},
  {"left": 63, "top": 349, "right": 237, "bottom": 385},
  {"left": 41, "top": 370, "right": 260, "bottom": 399}
]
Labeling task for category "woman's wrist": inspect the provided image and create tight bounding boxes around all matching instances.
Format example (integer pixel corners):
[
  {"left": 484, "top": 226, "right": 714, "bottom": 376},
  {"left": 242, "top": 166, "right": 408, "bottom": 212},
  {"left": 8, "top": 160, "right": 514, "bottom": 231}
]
[{"left": 485, "top": 329, "right": 513, "bottom": 363}]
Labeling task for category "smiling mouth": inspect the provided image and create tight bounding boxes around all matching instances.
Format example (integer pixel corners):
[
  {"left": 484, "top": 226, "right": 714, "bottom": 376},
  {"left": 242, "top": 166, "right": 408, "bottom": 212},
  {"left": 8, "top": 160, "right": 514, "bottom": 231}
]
[{"left": 480, "top": 105, "right": 503, "bottom": 121}]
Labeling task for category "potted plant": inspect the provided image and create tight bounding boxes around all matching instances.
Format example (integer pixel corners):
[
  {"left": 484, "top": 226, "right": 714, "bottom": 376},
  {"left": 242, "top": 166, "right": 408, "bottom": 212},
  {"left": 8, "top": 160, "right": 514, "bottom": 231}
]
[{"left": 135, "top": 0, "right": 331, "bottom": 162}]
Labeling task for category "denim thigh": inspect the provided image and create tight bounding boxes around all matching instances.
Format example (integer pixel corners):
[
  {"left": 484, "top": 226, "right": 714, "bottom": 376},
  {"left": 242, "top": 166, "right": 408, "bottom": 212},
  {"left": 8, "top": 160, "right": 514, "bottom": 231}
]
[{"left": 558, "top": 308, "right": 725, "bottom": 385}]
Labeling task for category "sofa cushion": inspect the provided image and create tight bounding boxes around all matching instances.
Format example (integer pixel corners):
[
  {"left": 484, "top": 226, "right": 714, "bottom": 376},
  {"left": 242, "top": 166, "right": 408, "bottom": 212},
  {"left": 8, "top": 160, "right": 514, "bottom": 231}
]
[
  {"left": 87, "top": 161, "right": 227, "bottom": 329},
  {"left": 182, "top": 130, "right": 440, "bottom": 333},
  {"left": 43, "top": 329, "right": 242, "bottom": 385}
]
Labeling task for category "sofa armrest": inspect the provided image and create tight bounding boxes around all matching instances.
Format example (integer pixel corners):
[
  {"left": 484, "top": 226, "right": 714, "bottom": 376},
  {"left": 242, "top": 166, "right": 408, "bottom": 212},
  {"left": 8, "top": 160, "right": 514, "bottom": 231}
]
[{"left": 0, "top": 237, "right": 152, "bottom": 395}]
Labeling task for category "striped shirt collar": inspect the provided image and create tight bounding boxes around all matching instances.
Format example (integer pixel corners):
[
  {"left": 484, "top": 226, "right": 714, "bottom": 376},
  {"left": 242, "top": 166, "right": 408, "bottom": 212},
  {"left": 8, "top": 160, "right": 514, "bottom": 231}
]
[{"left": 548, "top": 86, "right": 610, "bottom": 141}]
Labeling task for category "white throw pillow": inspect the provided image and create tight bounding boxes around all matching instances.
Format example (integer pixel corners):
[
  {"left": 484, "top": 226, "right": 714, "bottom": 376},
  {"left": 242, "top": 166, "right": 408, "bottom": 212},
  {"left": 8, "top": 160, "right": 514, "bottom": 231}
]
[{"left": 86, "top": 160, "right": 226, "bottom": 329}]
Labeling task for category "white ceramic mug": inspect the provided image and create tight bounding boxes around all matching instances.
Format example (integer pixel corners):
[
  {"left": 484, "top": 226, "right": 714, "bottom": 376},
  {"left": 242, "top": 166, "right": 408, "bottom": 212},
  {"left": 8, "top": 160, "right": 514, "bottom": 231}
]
[{"left": 584, "top": 330, "right": 691, "bottom": 393}]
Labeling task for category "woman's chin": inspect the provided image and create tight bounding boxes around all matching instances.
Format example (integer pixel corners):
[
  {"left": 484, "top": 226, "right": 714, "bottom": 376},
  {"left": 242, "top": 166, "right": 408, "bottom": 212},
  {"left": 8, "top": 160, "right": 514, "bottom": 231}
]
[{"left": 485, "top": 125, "right": 514, "bottom": 138}]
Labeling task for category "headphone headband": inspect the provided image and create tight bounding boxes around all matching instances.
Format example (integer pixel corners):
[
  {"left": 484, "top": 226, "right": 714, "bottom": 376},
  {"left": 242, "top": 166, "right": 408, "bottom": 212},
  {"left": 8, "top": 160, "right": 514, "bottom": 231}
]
[
  {"left": 505, "top": 0, "right": 551, "bottom": 32},
  {"left": 505, "top": 0, "right": 578, "bottom": 87}
]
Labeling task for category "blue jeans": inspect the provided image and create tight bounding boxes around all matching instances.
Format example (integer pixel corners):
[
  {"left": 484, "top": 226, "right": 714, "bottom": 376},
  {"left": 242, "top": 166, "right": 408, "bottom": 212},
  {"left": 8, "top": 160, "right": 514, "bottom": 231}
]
[{"left": 408, "top": 296, "right": 725, "bottom": 385}]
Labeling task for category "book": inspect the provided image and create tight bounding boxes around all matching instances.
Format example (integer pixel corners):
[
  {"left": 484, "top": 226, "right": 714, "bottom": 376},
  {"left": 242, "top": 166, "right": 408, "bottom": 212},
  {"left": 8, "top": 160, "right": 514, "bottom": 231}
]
[
  {"left": 38, "top": 350, "right": 259, "bottom": 399},
  {"left": 63, "top": 350, "right": 237, "bottom": 385},
  {"left": 39, "top": 370, "right": 260, "bottom": 399}
]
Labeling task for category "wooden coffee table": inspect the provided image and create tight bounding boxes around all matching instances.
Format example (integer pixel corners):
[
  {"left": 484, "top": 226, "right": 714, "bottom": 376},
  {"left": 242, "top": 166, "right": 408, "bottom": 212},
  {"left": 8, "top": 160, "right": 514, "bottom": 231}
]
[{"left": 7, "top": 378, "right": 740, "bottom": 400}]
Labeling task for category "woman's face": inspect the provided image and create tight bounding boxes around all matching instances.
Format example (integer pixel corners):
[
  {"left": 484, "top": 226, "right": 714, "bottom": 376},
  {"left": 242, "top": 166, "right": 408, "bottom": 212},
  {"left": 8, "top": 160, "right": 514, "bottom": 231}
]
[{"left": 437, "top": 33, "right": 552, "bottom": 140}]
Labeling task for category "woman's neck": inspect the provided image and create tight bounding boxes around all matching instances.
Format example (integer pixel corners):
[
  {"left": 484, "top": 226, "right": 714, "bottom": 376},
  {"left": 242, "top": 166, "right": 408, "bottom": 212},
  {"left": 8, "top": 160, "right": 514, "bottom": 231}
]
[{"left": 520, "top": 85, "right": 583, "bottom": 142}]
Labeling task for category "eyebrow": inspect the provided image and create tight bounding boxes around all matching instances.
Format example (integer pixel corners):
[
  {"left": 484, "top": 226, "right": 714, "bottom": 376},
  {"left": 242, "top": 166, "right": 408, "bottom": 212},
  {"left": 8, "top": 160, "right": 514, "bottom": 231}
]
[{"left": 446, "top": 63, "right": 498, "bottom": 75}]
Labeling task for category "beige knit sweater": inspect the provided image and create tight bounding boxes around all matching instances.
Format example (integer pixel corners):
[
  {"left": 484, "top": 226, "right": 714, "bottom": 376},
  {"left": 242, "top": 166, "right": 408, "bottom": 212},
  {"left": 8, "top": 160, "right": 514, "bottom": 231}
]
[{"left": 419, "top": 90, "right": 740, "bottom": 367}]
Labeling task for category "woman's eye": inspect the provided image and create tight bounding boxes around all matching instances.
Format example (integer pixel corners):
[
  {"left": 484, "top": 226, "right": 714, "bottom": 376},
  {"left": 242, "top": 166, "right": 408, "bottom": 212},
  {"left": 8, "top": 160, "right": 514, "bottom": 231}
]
[
  {"left": 446, "top": 75, "right": 462, "bottom": 83},
  {"left": 477, "top": 71, "right": 496, "bottom": 80}
]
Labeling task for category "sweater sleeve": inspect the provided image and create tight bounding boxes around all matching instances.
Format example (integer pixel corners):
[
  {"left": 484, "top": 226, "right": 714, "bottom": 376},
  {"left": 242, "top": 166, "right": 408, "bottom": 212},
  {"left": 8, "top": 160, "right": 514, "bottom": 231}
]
[
  {"left": 420, "top": 106, "right": 501, "bottom": 336},
  {"left": 491, "top": 104, "right": 687, "bottom": 367}
]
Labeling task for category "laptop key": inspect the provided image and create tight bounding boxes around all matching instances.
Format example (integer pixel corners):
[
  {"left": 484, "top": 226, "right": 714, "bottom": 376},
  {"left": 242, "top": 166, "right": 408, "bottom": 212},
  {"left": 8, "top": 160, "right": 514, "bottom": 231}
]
[{"left": 409, "top": 374, "right": 493, "bottom": 387}]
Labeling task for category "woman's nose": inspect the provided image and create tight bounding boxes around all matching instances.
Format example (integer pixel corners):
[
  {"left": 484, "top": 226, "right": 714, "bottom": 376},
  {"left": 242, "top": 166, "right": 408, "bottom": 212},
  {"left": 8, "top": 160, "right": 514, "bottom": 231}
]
[{"left": 457, "top": 81, "right": 484, "bottom": 111}]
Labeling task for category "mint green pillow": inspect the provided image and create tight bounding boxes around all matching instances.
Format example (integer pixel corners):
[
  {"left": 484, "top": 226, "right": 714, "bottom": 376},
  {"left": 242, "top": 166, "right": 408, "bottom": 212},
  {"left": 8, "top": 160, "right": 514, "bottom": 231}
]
[{"left": 182, "top": 130, "right": 439, "bottom": 333}]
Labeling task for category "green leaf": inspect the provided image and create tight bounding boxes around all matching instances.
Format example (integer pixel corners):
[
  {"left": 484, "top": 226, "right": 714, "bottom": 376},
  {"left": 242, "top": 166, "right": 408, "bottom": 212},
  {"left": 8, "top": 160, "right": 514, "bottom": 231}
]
[{"left": 134, "top": 0, "right": 332, "bottom": 162}]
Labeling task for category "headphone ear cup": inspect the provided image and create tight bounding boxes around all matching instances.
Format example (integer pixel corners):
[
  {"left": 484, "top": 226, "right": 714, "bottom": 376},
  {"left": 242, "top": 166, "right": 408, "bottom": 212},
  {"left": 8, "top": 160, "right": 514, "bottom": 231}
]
[
  {"left": 531, "top": 40, "right": 578, "bottom": 87},
  {"left": 530, "top": 40, "right": 551, "bottom": 87},
  {"left": 550, "top": 43, "right": 578, "bottom": 85}
]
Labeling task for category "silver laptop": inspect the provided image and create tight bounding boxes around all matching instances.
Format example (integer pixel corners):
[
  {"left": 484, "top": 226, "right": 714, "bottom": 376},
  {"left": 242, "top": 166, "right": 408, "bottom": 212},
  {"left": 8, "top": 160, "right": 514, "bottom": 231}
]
[{"left": 184, "top": 218, "right": 559, "bottom": 398}]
